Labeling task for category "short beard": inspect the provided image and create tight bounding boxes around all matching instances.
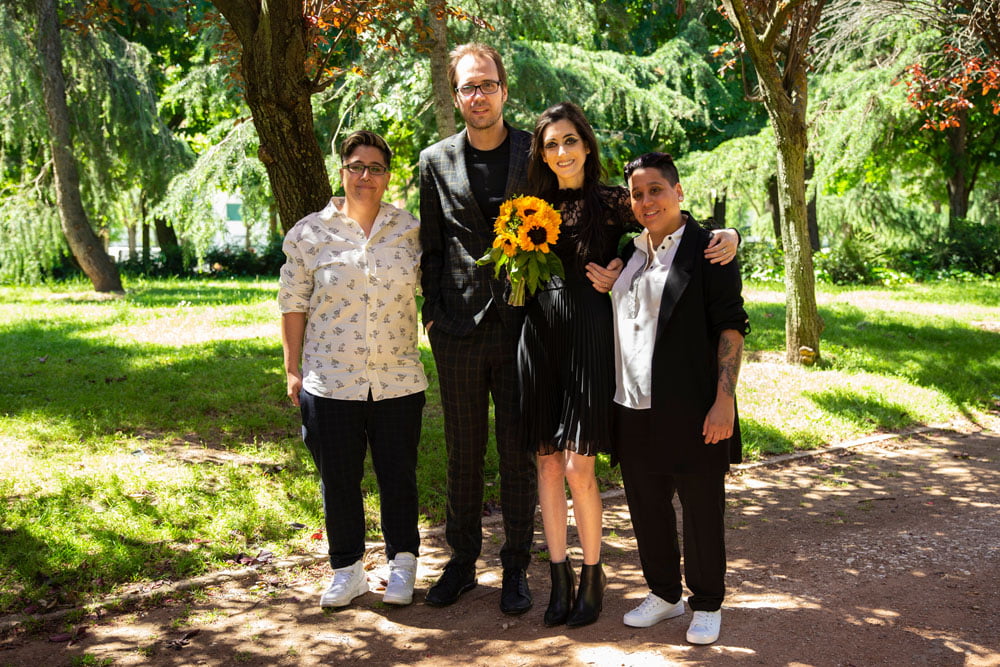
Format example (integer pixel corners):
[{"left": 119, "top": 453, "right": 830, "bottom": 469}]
[{"left": 465, "top": 112, "right": 500, "bottom": 131}]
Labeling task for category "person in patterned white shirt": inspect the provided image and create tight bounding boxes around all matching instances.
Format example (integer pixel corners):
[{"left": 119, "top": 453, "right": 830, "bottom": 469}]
[{"left": 279, "top": 130, "right": 427, "bottom": 609}]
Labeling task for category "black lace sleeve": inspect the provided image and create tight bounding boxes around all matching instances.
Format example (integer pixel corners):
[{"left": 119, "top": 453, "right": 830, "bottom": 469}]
[{"left": 603, "top": 185, "right": 639, "bottom": 232}]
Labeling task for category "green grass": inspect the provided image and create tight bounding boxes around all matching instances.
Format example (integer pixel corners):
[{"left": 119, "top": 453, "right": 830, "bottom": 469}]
[{"left": 1, "top": 275, "right": 998, "bottom": 615}]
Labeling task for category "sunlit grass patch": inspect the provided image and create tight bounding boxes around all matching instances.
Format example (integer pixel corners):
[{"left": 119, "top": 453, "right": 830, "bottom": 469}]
[{"left": 0, "top": 277, "right": 997, "bottom": 614}]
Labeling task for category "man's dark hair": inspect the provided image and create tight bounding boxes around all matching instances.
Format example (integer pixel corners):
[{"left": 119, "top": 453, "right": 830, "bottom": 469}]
[
  {"left": 624, "top": 152, "right": 680, "bottom": 186},
  {"left": 339, "top": 130, "right": 392, "bottom": 167}
]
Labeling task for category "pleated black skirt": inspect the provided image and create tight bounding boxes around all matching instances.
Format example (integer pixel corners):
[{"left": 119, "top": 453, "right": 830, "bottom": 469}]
[{"left": 517, "top": 276, "right": 615, "bottom": 457}]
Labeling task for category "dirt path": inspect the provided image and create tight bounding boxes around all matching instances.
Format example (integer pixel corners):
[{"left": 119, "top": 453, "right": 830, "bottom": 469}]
[{"left": 2, "top": 427, "right": 999, "bottom": 666}]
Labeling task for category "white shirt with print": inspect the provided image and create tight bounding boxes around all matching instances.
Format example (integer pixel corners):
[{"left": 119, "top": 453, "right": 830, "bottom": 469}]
[{"left": 278, "top": 198, "right": 428, "bottom": 401}]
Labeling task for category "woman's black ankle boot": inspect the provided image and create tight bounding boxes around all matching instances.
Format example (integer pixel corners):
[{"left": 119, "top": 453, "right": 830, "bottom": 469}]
[
  {"left": 566, "top": 562, "right": 606, "bottom": 628},
  {"left": 543, "top": 560, "right": 576, "bottom": 626}
]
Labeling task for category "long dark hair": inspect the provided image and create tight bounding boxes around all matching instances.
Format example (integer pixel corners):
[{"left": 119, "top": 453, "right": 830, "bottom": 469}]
[{"left": 527, "top": 102, "right": 611, "bottom": 268}]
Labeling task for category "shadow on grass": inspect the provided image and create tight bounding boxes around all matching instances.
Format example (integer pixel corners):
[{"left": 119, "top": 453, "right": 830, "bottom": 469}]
[
  {"left": 740, "top": 418, "right": 800, "bottom": 460},
  {"left": 1, "top": 318, "right": 293, "bottom": 446},
  {"left": 745, "top": 300, "right": 1000, "bottom": 425},
  {"left": 806, "top": 388, "right": 916, "bottom": 431},
  {"left": 0, "top": 456, "right": 324, "bottom": 614},
  {"left": 0, "top": 317, "right": 460, "bottom": 612}
]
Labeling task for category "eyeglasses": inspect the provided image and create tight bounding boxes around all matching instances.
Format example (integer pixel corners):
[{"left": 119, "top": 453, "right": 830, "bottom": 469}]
[
  {"left": 342, "top": 163, "right": 388, "bottom": 176},
  {"left": 454, "top": 80, "right": 501, "bottom": 98}
]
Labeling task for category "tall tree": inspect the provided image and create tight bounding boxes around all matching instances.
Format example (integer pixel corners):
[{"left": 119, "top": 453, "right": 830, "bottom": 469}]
[
  {"left": 427, "top": 0, "right": 457, "bottom": 138},
  {"left": 817, "top": 0, "right": 1000, "bottom": 232},
  {"left": 207, "top": 1, "right": 333, "bottom": 234},
  {"left": 718, "top": 0, "right": 825, "bottom": 364},
  {"left": 36, "top": 0, "right": 122, "bottom": 291},
  {"left": 207, "top": 0, "right": 465, "bottom": 232}
]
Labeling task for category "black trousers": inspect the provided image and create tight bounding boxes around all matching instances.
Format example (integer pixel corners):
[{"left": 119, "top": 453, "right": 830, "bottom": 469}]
[
  {"left": 617, "top": 406, "right": 727, "bottom": 611},
  {"left": 299, "top": 389, "right": 425, "bottom": 569},
  {"left": 428, "top": 310, "right": 537, "bottom": 570}
]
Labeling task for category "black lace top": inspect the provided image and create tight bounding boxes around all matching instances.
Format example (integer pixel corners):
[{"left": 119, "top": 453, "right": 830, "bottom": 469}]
[{"left": 545, "top": 185, "right": 634, "bottom": 279}]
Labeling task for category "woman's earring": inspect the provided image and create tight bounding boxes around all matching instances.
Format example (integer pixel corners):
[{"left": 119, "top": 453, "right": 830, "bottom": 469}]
[{"left": 678, "top": 195, "right": 684, "bottom": 202}]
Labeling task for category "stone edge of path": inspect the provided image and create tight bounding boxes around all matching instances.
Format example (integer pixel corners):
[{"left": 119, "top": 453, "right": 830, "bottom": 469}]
[{"left": 0, "top": 422, "right": 981, "bottom": 634}]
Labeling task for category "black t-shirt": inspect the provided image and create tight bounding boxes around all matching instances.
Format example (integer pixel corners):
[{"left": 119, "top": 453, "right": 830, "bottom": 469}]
[{"left": 465, "top": 134, "right": 511, "bottom": 222}]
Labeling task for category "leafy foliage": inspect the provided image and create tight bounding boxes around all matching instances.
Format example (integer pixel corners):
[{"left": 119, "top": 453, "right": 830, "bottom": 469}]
[
  {"left": 0, "top": 1, "right": 191, "bottom": 283},
  {"left": 203, "top": 237, "right": 286, "bottom": 277}
]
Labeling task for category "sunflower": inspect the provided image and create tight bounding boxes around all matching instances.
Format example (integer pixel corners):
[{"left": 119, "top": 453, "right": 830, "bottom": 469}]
[
  {"left": 494, "top": 200, "right": 516, "bottom": 236},
  {"left": 512, "top": 195, "right": 550, "bottom": 220},
  {"left": 516, "top": 214, "right": 560, "bottom": 253},
  {"left": 492, "top": 232, "right": 518, "bottom": 258},
  {"left": 477, "top": 194, "right": 565, "bottom": 305}
]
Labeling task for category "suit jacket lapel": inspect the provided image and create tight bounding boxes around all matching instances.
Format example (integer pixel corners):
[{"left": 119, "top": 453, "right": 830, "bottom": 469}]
[
  {"left": 445, "top": 129, "right": 475, "bottom": 213},
  {"left": 655, "top": 220, "right": 699, "bottom": 343}
]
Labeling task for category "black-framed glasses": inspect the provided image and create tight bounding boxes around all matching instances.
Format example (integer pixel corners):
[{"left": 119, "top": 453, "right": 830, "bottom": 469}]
[
  {"left": 342, "top": 162, "right": 388, "bottom": 176},
  {"left": 455, "top": 80, "right": 501, "bottom": 98}
]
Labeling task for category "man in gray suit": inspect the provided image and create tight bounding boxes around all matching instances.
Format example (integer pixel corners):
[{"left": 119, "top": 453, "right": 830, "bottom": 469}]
[{"left": 418, "top": 43, "right": 536, "bottom": 614}]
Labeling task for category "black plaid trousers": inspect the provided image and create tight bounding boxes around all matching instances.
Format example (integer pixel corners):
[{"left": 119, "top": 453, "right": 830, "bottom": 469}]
[
  {"left": 299, "top": 389, "right": 425, "bottom": 569},
  {"left": 419, "top": 125, "right": 538, "bottom": 569}
]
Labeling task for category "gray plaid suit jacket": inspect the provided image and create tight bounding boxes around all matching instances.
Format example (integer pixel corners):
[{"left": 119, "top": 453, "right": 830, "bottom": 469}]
[{"left": 419, "top": 123, "right": 532, "bottom": 336}]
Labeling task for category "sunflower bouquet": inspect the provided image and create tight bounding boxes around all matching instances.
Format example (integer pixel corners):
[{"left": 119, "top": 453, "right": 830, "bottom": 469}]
[{"left": 476, "top": 195, "right": 565, "bottom": 306}]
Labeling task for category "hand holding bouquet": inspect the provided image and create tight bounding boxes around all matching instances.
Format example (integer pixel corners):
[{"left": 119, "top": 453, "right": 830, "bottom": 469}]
[{"left": 476, "top": 195, "right": 565, "bottom": 306}]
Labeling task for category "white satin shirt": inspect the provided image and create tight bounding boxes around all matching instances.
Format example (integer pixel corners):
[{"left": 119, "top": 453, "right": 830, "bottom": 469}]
[{"left": 611, "top": 225, "right": 685, "bottom": 410}]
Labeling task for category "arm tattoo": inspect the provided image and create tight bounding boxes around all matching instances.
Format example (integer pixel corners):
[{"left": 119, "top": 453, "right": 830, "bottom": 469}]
[{"left": 717, "top": 330, "right": 743, "bottom": 398}]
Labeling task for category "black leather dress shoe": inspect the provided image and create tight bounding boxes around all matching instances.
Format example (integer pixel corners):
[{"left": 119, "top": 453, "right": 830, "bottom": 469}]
[
  {"left": 425, "top": 565, "right": 476, "bottom": 606},
  {"left": 500, "top": 567, "right": 532, "bottom": 615}
]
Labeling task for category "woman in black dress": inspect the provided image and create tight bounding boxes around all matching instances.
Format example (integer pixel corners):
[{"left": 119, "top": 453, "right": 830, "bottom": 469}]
[{"left": 519, "top": 103, "right": 739, "bottom": 628}]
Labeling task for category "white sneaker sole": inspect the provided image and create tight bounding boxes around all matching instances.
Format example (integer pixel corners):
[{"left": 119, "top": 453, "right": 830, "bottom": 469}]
[
  {"left": 623, "top": 601, "right": 686, "bottom": 628},
  {"left": 382, "top": 591, "right": 414, "bottom": 605},
  {"left": 319, "top": 580, "right": 369, "bottom": 608}
]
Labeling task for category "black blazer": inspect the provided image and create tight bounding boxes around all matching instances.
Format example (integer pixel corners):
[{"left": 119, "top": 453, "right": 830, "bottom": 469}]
[
  {"left": 620, "top": 215, "right": 750, "bottom": 473},
  {"left": 418, "top": 123, "right": 532, "bottom": 336}
]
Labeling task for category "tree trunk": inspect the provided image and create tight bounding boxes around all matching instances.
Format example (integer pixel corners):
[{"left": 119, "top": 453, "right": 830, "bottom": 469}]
[
  {"left": 946, "top": 108, "right": 971, "bottom": 232},
  {"left": 211, "top": 0, "right": 332, "bottom": 234},
  {"left": 36, "top": 0, "right": 122, "bottom": 292},
  {"left": 712, "top": 190, "right": 727, "bottom": 228},
  {"left": 127, "top": 223, "right": 137, "bottom": 260},
  {"left": 720, "top": 0, "right": 823, "bottom": 365},
  {"left": 269, "top": 204, "right": 279, "bottom": 241},
  {"left": 771, "top": 109, "right": 822, "bottom": 364},
  {"left": 141, "top": 193, "right": 150, "bottom": 263},
  {"left": 154, "top": 217, "right": 183, "bottom": 273},
  {"left": 142, "top": 221, "right": 150, "bottom": 264},
  {"left": 806, "top": 155, "right": 819, "bottom": 251},
  {"left": 767, "top": 174, "right": 782, "bottom": 249},
  {"left": 427, "top": 0, "right": 456, "bottom": 139}
]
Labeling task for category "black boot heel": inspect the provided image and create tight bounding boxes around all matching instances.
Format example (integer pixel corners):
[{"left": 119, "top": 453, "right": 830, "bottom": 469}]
[
  {"left": 543, "top": 560, "right": 575, "bottom": 626},
  {"left": 566, "top": 562, "right": 605, "bottom": 628}
]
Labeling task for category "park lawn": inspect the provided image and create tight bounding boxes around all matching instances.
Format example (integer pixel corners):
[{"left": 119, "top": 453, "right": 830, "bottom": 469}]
[{"left": 0, "top": 276, "right": 997, "bottom": 615}]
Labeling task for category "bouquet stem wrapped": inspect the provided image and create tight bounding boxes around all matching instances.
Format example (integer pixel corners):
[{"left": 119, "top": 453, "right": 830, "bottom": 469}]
[{"left": 476, "top": 195, "right": 565, "bottom": 306}]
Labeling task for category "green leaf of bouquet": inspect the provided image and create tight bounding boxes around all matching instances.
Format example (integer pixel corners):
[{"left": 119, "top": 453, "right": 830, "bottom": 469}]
[
  {"left": 527, "top": 259, "right": 539, "bottom": 285},
  {"left": 538, "top": 259, "right": 551, "bottom": 283},
  {"left": 476, "top": 247, "right": 500, "bottom": 266},
  {"left": 548, "top": 253, "right": 566, "bottom": 278}
]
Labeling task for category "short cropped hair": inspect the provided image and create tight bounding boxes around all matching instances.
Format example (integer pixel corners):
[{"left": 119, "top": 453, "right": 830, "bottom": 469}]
[
  {"left": 338, "top": 130, "right": 392, "bottom": 167},
  {"left": 447, "top": 42, "right": 508, "bottom": 91},
  {"left": 624, "top": 152, "right": 680, "bottom": 186}
]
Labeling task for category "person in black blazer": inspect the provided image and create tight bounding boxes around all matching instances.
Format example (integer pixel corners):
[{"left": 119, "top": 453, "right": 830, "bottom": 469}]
[
  {"left": 418, "top": 43, "right": 537, "bottom": 614},
  {"left": 610, "top": 152, "right": 750, "bottom": 645}
]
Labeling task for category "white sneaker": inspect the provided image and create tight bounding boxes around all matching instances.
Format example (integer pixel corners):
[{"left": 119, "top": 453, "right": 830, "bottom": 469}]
[
  {"left": 623, "top": 592, "right": 686, "bottom": 628},
  {"left": 383, "top": 552, "right": 417, "bottom": 605},
  {"left": 319, "top": 560, "right": 368, "bottom": 608},
  {"left": 687, "top": 609, "right": 722, "bottom": 644}
]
